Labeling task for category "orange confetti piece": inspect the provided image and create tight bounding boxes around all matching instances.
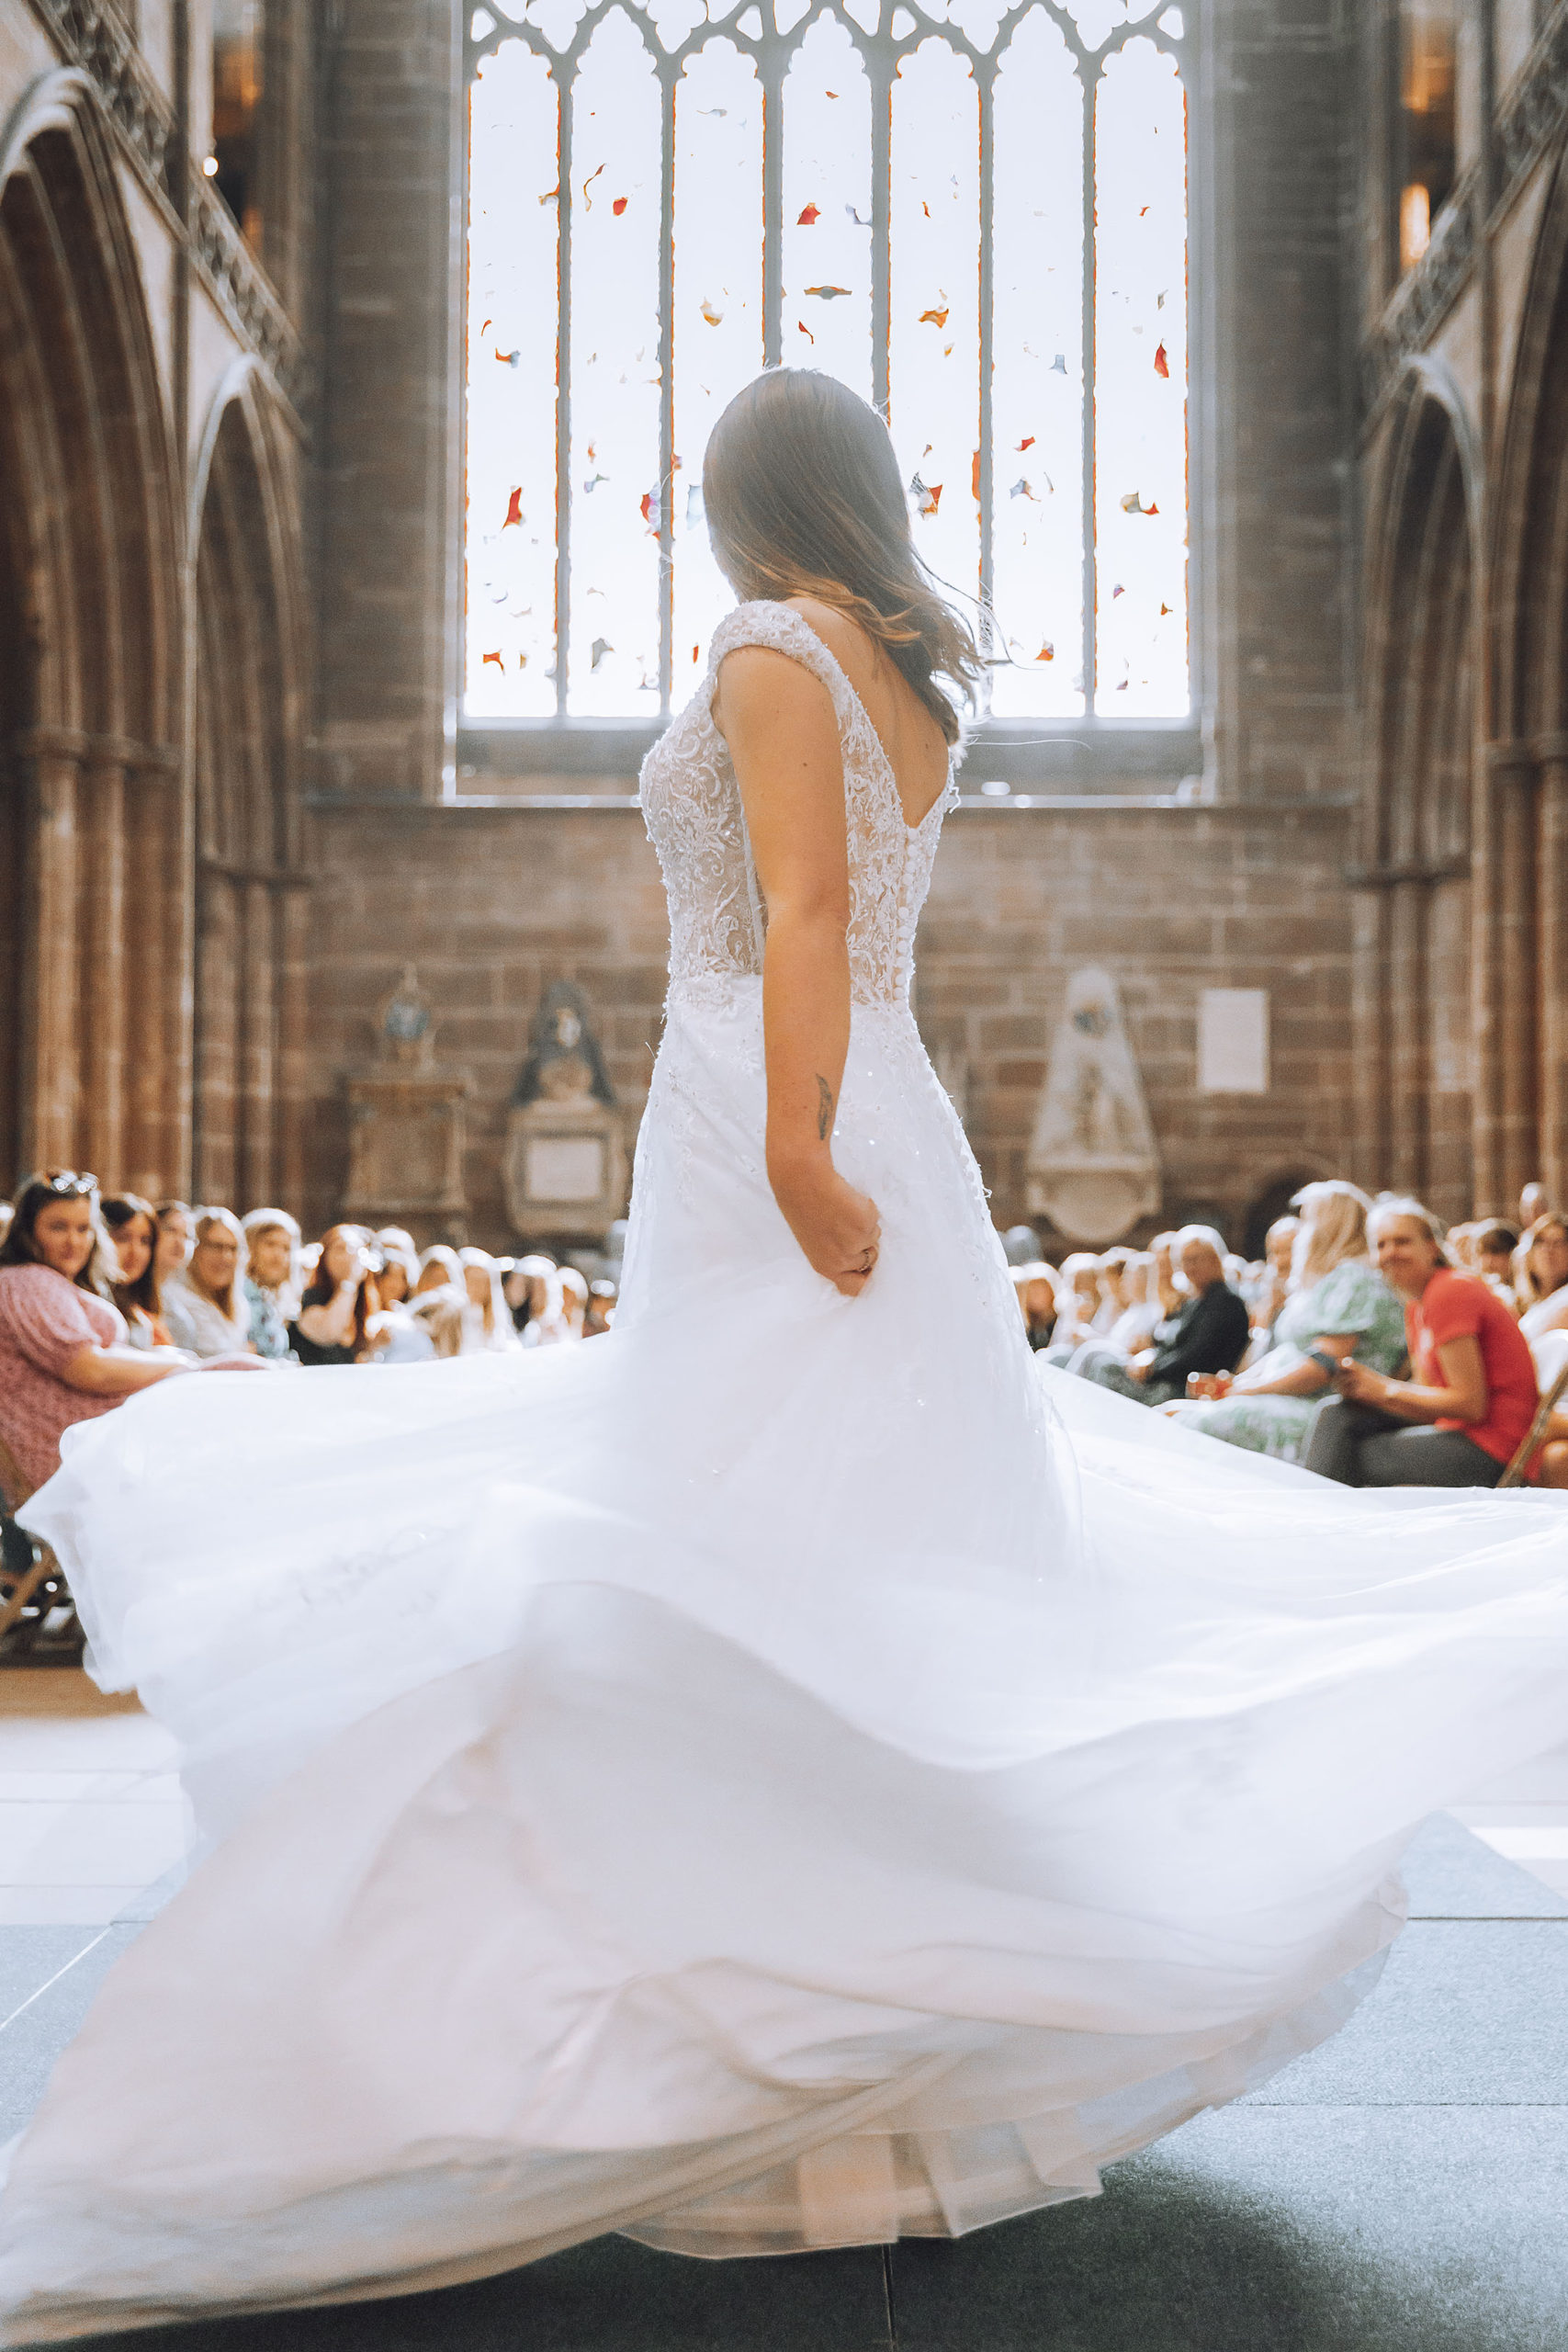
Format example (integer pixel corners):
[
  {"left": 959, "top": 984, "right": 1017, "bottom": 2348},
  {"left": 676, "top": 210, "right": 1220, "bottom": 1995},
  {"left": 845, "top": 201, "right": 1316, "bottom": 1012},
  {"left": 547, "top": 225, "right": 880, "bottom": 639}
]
[
  {"left": 582, "top": 164, "right": 604, "bottom": 207},
  {"left": 482, "top": 650, "right": 504, "bottom": 671},
  {"left": 1017, "top": 435, "right": 1035, "bottom": 451},
  {"left": 797, "top": 202, "right": 820, "bottom": 224},
  {"left": 972, "top": 449, "right": 981, "bottom": 501},
  {"left": 640, "top": 492, "right": 656, "bottom": 526},
  {"left": 1035, "top": 641, "right": 1055, "bottom": 662},
  {"left": 1154, "top": 341, "right": 1169, "bottom": 378},
  {"left": 612, "top": 196, "right": 628, "bottom": 216},
  {"left": 494, "top": 347, "right": 520, "bottom": 367},
  {"left": 797, "top": 319, "right": 815, "bottom": 344},
  {"left": 700, "top": 298, "right": 723, "bottom": 325},
  {"left": 502, "top": 487, "right": 523, "bottom": 527},
  {"left": 919, "top": 306, "right": 949, "bottom": 327},
  {"left": 804, "top": 285, "right": 851, "bottom": 300}
]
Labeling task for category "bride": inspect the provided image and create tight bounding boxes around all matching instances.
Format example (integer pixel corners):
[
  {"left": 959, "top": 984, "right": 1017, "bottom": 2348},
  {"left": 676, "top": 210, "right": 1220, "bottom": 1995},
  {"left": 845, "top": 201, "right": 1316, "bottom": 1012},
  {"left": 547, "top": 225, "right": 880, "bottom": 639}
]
[{"left": 6, "top": 368, "right": 1568, "bottom": 2345}]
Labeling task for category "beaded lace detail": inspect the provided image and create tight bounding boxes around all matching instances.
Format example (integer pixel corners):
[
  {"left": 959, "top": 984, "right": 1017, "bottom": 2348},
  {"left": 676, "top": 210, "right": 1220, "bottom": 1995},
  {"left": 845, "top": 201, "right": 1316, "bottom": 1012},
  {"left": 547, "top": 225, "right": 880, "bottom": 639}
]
[{"left": 639, "top": 602, "right": 956, "bottom": 1009}]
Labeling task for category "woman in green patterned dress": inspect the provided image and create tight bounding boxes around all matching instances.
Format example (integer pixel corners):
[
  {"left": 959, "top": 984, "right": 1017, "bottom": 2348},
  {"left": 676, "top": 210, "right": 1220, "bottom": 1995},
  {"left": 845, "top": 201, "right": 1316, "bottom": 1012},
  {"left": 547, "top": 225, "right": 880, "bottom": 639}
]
[{"left": 1162, "top": 1181, "right": 1406, "bottom": 1465}]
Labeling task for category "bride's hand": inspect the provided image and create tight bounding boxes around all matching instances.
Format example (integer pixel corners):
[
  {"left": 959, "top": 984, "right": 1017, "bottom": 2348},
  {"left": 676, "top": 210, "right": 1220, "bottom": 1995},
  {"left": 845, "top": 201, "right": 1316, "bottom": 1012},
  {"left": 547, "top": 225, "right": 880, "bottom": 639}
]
[{"left": 770, "top": 1160, "right": 882, "bottom": 1297}]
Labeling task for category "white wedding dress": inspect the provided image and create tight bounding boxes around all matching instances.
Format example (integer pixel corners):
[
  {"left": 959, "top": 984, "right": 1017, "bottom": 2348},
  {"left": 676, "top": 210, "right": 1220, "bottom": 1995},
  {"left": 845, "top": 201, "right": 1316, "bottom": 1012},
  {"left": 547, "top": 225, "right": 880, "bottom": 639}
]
[{"left": 7, "top": 601, "right": 1568, "bottom": 2344}]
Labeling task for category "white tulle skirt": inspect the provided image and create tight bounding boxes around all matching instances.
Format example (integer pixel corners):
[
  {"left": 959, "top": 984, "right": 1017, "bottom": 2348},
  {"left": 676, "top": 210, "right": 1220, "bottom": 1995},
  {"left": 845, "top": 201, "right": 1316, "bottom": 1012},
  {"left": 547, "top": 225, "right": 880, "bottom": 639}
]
[{"left": 6, "top": 980, "right": 1568, "bottom": 2344}]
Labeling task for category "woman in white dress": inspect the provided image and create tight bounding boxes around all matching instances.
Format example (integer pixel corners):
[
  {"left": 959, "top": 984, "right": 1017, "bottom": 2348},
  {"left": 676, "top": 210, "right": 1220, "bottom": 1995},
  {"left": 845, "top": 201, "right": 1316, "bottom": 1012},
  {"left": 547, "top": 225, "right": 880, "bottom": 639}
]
[{"left": 6, "top": 368, "right": 1568, "bottom": 2344}]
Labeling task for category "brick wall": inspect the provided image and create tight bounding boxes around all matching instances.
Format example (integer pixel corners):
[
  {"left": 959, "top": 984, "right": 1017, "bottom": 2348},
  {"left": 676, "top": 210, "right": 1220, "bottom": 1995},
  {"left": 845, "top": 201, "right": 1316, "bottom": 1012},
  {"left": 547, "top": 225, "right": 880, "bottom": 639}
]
[
  {"left": 301, "top": 798, "right": 1357, "bottom": 1252},
  {"left": 301, "top": 0, "right": 1365, "bottom": 1254}
]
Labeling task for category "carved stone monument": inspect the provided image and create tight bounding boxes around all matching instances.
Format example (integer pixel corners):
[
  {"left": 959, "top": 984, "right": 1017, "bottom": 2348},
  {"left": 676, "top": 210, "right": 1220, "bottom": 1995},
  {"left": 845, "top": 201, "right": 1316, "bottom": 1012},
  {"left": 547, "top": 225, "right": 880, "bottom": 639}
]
[
  {"left": 1025, "top": 966, "right": 1161, "bottom": 1245},
  {"left": 504, "top": 981, "right": 627, "bottom": 1244},
  {"left": 344, "top": 967, "right": 471, "bottom": 1242}
]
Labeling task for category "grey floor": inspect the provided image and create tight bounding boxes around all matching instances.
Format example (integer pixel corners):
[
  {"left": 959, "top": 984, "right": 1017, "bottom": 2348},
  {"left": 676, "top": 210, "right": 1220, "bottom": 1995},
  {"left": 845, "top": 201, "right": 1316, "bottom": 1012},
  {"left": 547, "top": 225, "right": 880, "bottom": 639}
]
[{"left": 2, "top": 1815, "right": 1566, "bottom": 2351}]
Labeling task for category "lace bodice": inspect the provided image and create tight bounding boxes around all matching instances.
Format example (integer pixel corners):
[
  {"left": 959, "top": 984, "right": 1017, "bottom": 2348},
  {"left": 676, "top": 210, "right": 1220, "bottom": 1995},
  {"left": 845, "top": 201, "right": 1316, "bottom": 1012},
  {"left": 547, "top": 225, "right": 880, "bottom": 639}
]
[{"left": 639, "top": 603, "right": 956, "bottom": 1007}]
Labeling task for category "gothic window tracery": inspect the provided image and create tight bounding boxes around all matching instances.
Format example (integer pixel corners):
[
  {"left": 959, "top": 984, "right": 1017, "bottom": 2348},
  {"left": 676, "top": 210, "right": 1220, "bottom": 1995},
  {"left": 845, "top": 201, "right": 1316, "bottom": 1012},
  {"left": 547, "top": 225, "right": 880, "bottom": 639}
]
[{"left": 463, "top": 0, "right": 1190, "bottom": 724}]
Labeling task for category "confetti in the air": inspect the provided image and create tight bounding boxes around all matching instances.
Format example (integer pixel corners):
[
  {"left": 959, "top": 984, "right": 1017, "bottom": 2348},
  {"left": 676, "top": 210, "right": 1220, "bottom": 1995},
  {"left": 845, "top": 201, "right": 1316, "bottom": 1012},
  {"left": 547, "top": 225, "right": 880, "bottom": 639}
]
[
  {"left": 482, "top": 650, "right": 504, "bottom": 670},
  {"left": 797, "top": 319, "right": 815, "bottom": 343},
  {"left": 1121, "top": 492, "right": 1158, "bottom": 515},
  {"left": 1154, "top": 342, "right": 1169, "bottom": 378},
  {"left": 700, "top": 299, "right": 723, "bottom": 325},
  {"left": 804, "top": 285, "right": 852, "bottom": 300},
  {"left": 919, "top": 305, "right": 950, "bottom": 327},
  {"left": 910, "top": 473, "right": 942, "bottom": 516},
  {"left": 1050, "top": 354, "right": 1066, "bottom": 374},
  {"left": 797, "top": 202, "right": 820, "bottom": 224},
  {"left": 494, "top": 348, "right": 520, "bottom": 368},
  {"left": 612, "top": 197, "right": 628, "bottom": 216},
  {"left": 1016, "top": 435, "right": 1035, "bottom": 451},
  {"left": 1035, "top": 642, "right": 1055, "bottom": 662},
  {"left": 502, "top": 488, "right": 523, "bottom": 527},
  {"left": 1010, "top": 479, "right": 1035, "bottom": 501},
  {"left": 591, "top": 638, "right": 613, "bottom": 669}
]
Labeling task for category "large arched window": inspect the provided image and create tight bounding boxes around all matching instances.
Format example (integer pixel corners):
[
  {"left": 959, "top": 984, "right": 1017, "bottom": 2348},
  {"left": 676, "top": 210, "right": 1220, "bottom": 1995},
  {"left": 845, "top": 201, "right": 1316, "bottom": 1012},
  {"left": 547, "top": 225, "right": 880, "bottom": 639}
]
[{"left": 463, "top": 0, "right": 1189, "bottom": 732}]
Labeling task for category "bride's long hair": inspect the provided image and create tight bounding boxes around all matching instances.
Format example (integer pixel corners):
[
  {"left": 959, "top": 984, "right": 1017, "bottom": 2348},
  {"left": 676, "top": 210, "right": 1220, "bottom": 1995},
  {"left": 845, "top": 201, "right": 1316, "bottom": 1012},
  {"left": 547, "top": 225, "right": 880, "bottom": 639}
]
[{"left": 702, "top": 368, "right": 982, "bottom": 746}]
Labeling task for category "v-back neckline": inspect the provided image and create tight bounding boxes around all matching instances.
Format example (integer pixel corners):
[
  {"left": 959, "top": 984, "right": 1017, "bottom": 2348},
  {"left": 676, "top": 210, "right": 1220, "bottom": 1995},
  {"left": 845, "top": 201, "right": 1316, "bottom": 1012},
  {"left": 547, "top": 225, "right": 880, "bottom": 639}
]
[{"left": 769, "top": 605, "right": 953, "bottom": 835}]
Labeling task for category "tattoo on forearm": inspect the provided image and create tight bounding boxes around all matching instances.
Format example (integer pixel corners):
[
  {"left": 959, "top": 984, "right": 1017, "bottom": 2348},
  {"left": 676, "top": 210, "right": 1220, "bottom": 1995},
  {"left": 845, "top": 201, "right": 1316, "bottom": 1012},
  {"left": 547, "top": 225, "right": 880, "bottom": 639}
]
[{"left": 816, "top": 1075, "right": 834, "bottom": 1141}]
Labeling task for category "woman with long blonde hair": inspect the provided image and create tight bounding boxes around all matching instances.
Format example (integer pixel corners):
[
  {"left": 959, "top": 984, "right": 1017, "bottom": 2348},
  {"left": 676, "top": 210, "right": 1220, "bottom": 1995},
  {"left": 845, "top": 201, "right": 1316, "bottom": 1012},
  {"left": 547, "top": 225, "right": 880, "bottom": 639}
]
[
  {"left": 13, "top": 372, "right": 1568, "bottom": 2339},
  {"left": 1161, "top": 1179, "right": 1406, "bottom": 1463}
]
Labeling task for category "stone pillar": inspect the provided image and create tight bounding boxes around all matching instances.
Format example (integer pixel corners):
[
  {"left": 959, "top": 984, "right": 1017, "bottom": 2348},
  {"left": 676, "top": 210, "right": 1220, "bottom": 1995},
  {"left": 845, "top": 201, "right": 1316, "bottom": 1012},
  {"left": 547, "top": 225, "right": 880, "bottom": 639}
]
[
  {"left": 240, "top": 875, "right": 277, "bottom": 1209},
  {"left": 1471, "top": 746, "right": 1524, "bottom": 1216},
  {"left": 1537, "top": 739, "right": 1568, "bottom": 1210},
  {"left": 17, "top": 729, "right": 87, "bottom": 1171},
  {"left": 1348, "top": 882, "right": 1391, "bottom": 1193},
  {"left": 83, "top": 741, "right": 131, "bottom": 1188},
  {"left": 195, "top": 871, "right": 240, "bottom": 1207},
  {"left": 126, "top": 749, "right": 186, "bottom": 1202},
  {"left": 1386, "top": 876, "right": 1430, "bottom": 1197},
  {"left": 1496, "top": 753, "right": 1540, "bottom": 1209},
  {"left": 276, "top": 878, "right": 311, "bottom": 1216}
]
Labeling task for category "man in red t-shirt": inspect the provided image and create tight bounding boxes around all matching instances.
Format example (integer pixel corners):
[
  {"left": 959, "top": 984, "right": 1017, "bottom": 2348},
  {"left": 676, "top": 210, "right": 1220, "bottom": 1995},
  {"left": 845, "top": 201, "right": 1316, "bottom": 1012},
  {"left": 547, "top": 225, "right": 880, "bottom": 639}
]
[{"left": 1305, "top": 1201, "right": 1541, "bottom": 1487}]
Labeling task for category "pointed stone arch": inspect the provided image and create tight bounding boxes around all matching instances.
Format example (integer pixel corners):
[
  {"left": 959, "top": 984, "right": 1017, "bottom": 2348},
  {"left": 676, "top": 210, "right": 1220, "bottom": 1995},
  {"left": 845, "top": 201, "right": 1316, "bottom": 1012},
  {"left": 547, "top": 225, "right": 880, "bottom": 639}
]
[
  {"left": 189, "top": 361, "right": 310, "bottom": 1212},
  {"left": 1353, "top": 368, "right": 1476, "bottom": 1222},
  {"left": 1484, "top": 137, "right": 1568, "bottom": 1212},
  {"left": 0, "top": 68, "right": 183, "bottom": 1193}
]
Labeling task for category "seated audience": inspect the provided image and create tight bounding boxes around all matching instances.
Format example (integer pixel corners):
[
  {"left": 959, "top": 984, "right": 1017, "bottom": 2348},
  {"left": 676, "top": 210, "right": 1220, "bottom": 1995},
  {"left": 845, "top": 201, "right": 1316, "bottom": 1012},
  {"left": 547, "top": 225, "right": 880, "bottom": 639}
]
[
  {"left": 506, "top": 1254, "right": 569, "bottom": 1345},
  {"left": 411, "top": 1283, "right": 466, "bottom": 1359},
  {"left": 1011, "top": 1261, "right": 1061, "bottom": 1353},
  {"left": 100, "top": 1193, "right": 171, "bottom": 1349},
  {"left": 242, "top": 1208, "right": 301, "bottom": 1361},
  {"left": 1514, "top": 1212, "right": 1568, "bottom": 1342},
  {"left": 0, "top": 1173, "right": 197, "bottom": 1496},
  {"left": 1071, "top": 1227, "right": 1250, "bottom": 1405},
  {"left": 458, "top": 1248, "right": 521, "bottom": 1354},
  {"left": 1306, "top": 1199, "right": 1541, "bottom": 1487},
  {"left": 585, "top": 1279, "right": 618, "bottom": 1337},
  {"left": 291, "top": 1226, "right": 379, "bottom": 1365},
  {"left": 1471, "top": 1220, "right": 1522, "bottom": 1311},
  {"left": 559, "top": 1266, "right": 591, "bottom": 1341},
  {"left": 154, "top": 1200, "right": 193, "bottom": 1291},
  {"left": 1095, "top": 1248, "right": 1140, "bottom": 1335},
  {"left": 414, "top": 1244, "right": 465, "bottom": 1299},
  {"left": 1040, "top": 1252, "right": 1105, "bottom": 1365},
  {"left": 1164, "top": 1182, "right": 1404, "bottom": 1464},
  {"left": 368, "top": 1238, "right": 436, "bottom": 1364},
  {"left": 161, "top": 1207, "right": 256, "bottom": 1359}
]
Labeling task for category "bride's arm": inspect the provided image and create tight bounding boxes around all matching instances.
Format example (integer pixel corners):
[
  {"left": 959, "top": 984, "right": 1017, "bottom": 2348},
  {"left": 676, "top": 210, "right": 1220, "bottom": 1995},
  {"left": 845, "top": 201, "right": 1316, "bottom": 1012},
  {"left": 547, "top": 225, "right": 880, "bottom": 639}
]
[{"left": 715, "top": 645, "right": 881, "bottom": 1298}]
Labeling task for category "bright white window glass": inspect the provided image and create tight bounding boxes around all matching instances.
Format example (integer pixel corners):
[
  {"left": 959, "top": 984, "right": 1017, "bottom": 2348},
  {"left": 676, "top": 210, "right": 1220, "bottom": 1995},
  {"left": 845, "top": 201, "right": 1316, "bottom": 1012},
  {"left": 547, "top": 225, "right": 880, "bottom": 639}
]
[
  {"left": 989, "top": 6, "right": 1084, "bottom": 717},
  {"left": 671, "top": 40, "right": 764, "bottom": 701},
  {"left": 889, "top": 40, "right": 981, "bottom": 622},
  {"left": 567, "top": 8, "right": 663, "bottom": 717},
  {"left": 1093, "top": 34, "right": 1188, "bottom": 716},
  {"left": 463, "top": 3, "right": 1190, "bottom": 725},
  {"left": 465, "top": 43, "right": 559, "bottom": 717},
  {"left": 782, "top": 17, "right": 873, "bottom": 398}
]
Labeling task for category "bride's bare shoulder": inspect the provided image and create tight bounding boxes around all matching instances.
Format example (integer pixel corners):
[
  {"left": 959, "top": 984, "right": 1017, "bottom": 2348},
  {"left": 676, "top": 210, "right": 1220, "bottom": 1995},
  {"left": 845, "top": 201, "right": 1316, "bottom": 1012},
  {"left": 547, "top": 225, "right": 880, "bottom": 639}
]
[{"left": 782, "top": 594, "right": 871, "bottom": 671}]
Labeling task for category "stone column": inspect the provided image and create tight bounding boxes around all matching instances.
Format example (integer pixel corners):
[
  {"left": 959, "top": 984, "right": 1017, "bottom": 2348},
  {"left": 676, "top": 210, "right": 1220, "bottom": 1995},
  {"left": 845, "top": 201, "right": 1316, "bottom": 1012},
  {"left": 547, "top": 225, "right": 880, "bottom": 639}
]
[
  {"left": 276, "top": 877, "right": 311, "bottom": 1216},
  {"left": 1496, "top": 752, "right": 1540, "bottom": 1209},
  {"left": 1386, "top": 876, "right": 1430, "bottom": 1197},
  {"left": 1537, "top": 736, "right": 1568, "bottom": 1210},
  {"left": 1471, "top": 745, "right": 1531, "bottom": 1217},
  {"left": 1348, "top": 881, "right": 1393, "bottom": 1193},
  {"left": 17, "top": 728, "right": 87, "bottom": 1171},
  {"left": 126, "top": 748, "right": 186, "bottom": 1203},
  {"left": 83, "top": 740, "right": 132, "bottom": 1188},
  {"left": 240, "top": 875, "right": 277, "bottom": 1209}
]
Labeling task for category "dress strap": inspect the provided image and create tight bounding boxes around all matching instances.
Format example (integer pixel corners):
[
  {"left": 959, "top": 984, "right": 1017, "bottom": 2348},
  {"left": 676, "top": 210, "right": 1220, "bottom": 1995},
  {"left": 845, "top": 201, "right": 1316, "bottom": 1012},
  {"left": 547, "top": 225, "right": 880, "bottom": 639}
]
[{"left": 707, "top": 601, "right": 859, "bottom": 735}]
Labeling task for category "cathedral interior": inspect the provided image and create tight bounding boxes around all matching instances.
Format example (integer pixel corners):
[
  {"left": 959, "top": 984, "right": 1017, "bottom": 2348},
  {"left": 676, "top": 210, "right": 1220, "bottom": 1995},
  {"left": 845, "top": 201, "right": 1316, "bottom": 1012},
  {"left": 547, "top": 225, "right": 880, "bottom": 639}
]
[
  {"left": 6, "top": 0, "right": 1567, "bottom": 1254},
  {"left": 8, "top": 11, "right": 1568, "bottom": 2348}
]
